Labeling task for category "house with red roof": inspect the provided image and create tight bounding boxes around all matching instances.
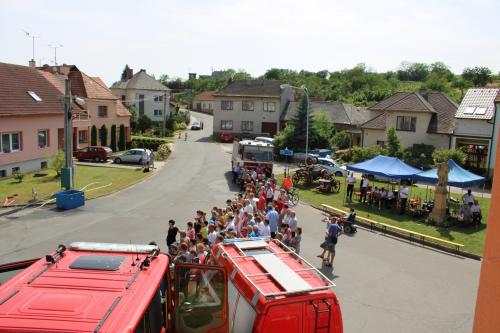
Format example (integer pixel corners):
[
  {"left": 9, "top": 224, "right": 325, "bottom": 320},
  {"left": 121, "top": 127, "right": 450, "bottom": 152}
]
[
  {"left": 39, "top": 64, "right": 131, "bottom": 150},
  {"left": 0, "top": 62, "right": 130, "bottom": 178},
  {"left": 192, "top": 91, "right": 216, "bottom": 114},
  {"left": 361, "top": 89, "right": 458, "bottom": 149}
]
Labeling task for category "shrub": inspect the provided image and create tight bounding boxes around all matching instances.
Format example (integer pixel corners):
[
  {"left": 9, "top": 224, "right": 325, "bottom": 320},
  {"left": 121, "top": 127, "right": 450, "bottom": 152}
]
[
  {"left": 402, "top": 144, "right": 435, "bottom": 169},
  {"left": 156, "top": 143, "right": 171, "bottom": 160},
  {"left": 13, "top": 171, "right": 24, "bottom": 183},
  {"left": 331, "top": 131, "right": 351, "bottom": 150},
  {"left": 386, "top": 128, "right": 401, "bottom": 157},
  {"left": 99, "top": 125, "right": 108, "bottom": 146},
  {"left": 110, "top": 124, "right": 117, "bottom": 151},
  {"left": 174, "top": 122, "right": 187, "bottom": 131},
  {"left": 137, "top": 115, "right": 152, "bottom": 133},
  {"left": 50, "top": 149, "right": 65, "bottom": 177},
  {"left": 91, "top": 125, "right": 97, "bottom": 146},
  {"left": 432, "top": 148, "right": 466, "bottom": 166},
  {"left": 118, "top": 124, "right": 126, "bottom": 151},
  {"left": 351, "top": 146, "right": 387, "bottom": 163},
  {"left": 131, "top": 136, "right": 169, "bottom": 150}
]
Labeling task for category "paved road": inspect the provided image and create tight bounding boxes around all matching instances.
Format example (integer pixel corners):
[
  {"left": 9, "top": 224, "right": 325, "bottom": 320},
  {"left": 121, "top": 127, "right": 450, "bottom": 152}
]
[{"left": 0, "top": 112, "right": 480, "bottom": 332}]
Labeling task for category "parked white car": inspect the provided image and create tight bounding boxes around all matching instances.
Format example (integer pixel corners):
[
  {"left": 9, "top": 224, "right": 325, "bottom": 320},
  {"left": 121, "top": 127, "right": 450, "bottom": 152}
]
[
  {"left": 114, "top": 148, "right": 146, "bottom": 164},
  {"left": 316, "top": 157, "right": 347, "bottom": 177}
]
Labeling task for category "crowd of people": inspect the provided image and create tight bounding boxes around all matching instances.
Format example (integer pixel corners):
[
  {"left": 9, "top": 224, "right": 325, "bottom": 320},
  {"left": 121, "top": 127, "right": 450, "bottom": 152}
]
[{"left": 166, "top": 164, "right": 303, "bottom": 264}]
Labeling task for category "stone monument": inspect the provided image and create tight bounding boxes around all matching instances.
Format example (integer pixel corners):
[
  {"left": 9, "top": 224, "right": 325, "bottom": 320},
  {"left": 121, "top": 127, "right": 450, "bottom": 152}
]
[{"left": 430, "top": 162, "right": 451, "bottom": 226}]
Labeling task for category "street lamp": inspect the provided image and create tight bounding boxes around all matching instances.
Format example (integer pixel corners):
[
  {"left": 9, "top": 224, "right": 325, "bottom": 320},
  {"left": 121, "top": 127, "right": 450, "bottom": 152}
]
[{"left": 280, "top": 84, "right": 310, "bottom": 157}]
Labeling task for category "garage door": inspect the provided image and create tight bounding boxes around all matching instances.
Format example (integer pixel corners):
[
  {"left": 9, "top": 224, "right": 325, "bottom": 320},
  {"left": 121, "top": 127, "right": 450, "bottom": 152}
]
[{"left": 261, "top": 122, "right": 277, "bottom": 136}]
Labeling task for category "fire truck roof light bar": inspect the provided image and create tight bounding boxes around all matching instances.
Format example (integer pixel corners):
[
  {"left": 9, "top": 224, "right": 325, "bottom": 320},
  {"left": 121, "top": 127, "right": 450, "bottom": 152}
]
[{"left": 69, "top": 242, "right": 159, "bottom": 254}]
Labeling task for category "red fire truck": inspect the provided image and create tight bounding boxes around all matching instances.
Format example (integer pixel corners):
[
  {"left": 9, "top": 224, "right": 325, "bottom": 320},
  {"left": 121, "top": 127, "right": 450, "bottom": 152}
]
[
  {"left": 232, "top": 140, "right": 274, "bottom": 172},
  {"left": 0, "top": 238, "right": 342, "bottom": 332}
]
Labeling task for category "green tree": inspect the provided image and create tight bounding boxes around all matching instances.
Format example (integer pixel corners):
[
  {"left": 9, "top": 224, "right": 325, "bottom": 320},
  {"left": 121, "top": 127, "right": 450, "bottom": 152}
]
[
  {"left": 50, "top": 149, "right": 65, "bottom": 176},
  {"left": 125, "top": 105, "right": 138, "bottom": 133},
  {"left": 91, "top": 125, "right": 97, "bottom": 146},
  {"left": 137, "top": 115, "right": 152, "bottom": 133},
  {"left": 397, "top": 62, "right": 430, "bottom": 81},
  {"left": 165, "top": 112, "right": 175, "bottom": 131},
  {"left": 99, "top": 125, "right": 108, "bottom": 146},
  {"left": 351, "top": 146, "right": 387, "bottom": 163},
  {"left": 121, "top": 64, "right": 130, "bottom": 81},
  {"left": 402, "top": 144, "right": 435, "bottom": 169},
  {"left": 432, "top": 148, "right": 466, "bottom": 166},
  {"left": 331, "top": 131, "right": 351, "bottom": 149},
  {"left": 110, "top": 125, "right": 117, "bottom": 151},
  {"left": 118, "top": 124, "right": 126, "bottom": 151},
  {"left": 452, "top": 77, "right": 472, "bottom": 100},
  {"left": 462, "top": 66, "right": 493, "bottom": 86},
  {"left": 423, "top": 72, "right": 451, "bottom": 93},
  {"left": 429, "top": 62, "right": 455, "bottom": 81},
  {"left": 386, "top": 127, "right": 401, "bottom": 157},
  {"left": 312, "top": 111, "right": 334, "bottom": 143}
]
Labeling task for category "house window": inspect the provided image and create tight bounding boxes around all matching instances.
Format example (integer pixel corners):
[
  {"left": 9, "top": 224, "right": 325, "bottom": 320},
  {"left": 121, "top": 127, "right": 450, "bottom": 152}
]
[
  {"left": 396, "top": 116, "right": 416, "bottom": 132},
  {"left": 0, "top": 170, "right": 5, "bottom": 178},
  {"left": 41, "top": 161, "right": 48, "bottom": 169},
  {"left": 241, "top": 121, "right": 254, "bottom": 131},
  {"left": 154, "top": 95, "right": 163, "bottom": 102},
  {"left": 121, "top": 95, "right": 126, "bottom": 101},
  {"left": 263, "top": 102, "right": 276, "bottom": 112},
  {"left": 154, "top": 109, "right": 163, "bottom": 117},
  {"left": 376, "top": 140, "right": 386, "bottom": 148},
  {"left": 208, "top": 103, "right": 212, "bottom": 110},
  {"left": 27, "top": 91, "right": 43, "bottom": 102},
  {"left": 0, "top": 132, "right": 21, "bottom": 153},
  {"left": 221, "top": 101, "right": 233, "bottom": 110},
  {"left": 38, "top": 130, "right": 49, "bottom": 148},
  {"left": 79, "top": 130, "right": 88, "bottom": 143},
  {"left": 98, "top": 105, "right": 108, "bottom": 117},
  {"left": 220, "top": 120, "right": 233, "bottom": 130},
  {"left": 242, "top": 101, "right": 254, "bottom": 111}
]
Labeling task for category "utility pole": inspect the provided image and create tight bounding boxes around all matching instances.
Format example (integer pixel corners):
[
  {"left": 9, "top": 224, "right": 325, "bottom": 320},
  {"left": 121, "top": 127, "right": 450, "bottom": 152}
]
[
  {"left": 48, "top": 44, "right": 63, "bottom": 66},
  {"left": 22, "top": 30, "right": 39, "bottom": 61},
  {"left": 162, "top": 91, "right": 168, "bottom": 136},
  {"left": 61, "top": 79, "right": 74, "bottom": 189}
]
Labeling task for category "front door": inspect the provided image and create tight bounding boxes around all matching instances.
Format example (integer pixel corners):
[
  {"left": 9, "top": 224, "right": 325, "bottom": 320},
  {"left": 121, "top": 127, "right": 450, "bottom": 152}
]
[
  {"left": 196, "top": 103, "right": 202, "bottom": 112},
  {"left": 261, "top": 122, "right": 277, "bottom": 136},
  {"left": 57, "top": 128, "right": 64, "bottom": 149},
  {"left": 173, "top": 264, "right": 228, "bottom": 333}
]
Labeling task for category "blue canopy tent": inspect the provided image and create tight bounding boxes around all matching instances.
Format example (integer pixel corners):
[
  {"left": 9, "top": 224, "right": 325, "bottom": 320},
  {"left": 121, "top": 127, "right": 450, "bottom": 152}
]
[
  {"left": 414, "top": 159, "right": 485, "bottom": 188},
  {"left": 346, "top": 155, "right": 422, "bottom": 179}
]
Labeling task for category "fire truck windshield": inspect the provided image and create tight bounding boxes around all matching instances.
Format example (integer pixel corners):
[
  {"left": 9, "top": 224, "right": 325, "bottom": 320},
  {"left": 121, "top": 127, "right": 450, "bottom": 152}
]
[{"left": 243, "top": 150, "right": 273, "bottom": 162}]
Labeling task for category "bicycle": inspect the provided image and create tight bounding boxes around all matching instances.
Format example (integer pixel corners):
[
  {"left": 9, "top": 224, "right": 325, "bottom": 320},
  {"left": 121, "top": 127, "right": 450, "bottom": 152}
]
[{"left": 286, "top": 187, "right": 300, "bottom": 207}]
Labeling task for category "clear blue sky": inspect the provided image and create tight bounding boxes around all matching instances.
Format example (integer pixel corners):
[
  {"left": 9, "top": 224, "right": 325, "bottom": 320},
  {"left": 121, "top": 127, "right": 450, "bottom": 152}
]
[{"left": 1, "top": 0, "right": 499, "bottom": 85}]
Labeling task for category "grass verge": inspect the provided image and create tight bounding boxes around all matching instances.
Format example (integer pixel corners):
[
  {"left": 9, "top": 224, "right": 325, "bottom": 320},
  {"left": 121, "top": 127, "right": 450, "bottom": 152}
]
[
  {"left": 1, "top": 165, "right": 151, "bottom": 205},
  {"left": 285, "top": 176, "right": 489, "bottom": 255}
]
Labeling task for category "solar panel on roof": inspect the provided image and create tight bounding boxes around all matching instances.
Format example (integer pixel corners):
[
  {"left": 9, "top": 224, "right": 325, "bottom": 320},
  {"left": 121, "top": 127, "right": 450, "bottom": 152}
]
[
  {"left": 70, "top": 255, "right": 125, "bottom": 271},
  {"left": 464, "top": 106, "right": 475, "bottom": 114}
]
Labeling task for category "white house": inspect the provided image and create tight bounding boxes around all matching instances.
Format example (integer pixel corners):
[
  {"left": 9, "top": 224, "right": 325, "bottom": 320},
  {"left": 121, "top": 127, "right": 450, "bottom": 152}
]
[
  {"left": 111, "top": 68, "right": 170, "bottom": 123},
  {"left": 451, "top": 88, "right": 500, "bottom": 177}
]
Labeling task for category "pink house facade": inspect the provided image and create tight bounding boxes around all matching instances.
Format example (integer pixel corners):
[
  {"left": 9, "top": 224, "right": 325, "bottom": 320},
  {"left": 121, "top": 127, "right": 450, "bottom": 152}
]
[{"left": 0, "top": 62, "right": 130, "bottom": 178}]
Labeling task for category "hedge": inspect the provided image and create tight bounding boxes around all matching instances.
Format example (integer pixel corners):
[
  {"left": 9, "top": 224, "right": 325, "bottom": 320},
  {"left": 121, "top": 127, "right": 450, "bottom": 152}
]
[{"left": 131, "top": 136, "right": 170, "bottom": 150}]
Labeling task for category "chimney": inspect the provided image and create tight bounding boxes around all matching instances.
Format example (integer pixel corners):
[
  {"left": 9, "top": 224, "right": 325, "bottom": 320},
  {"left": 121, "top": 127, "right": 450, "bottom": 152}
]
[
  {"left": 417, "top": 88, "right": 429, "bottom": 101},
  {"left": 28, "top": 59, "right": 36, "bottom": 68},
  {"left": 126, "top": 68, "right": 133, "bottom": 80}
]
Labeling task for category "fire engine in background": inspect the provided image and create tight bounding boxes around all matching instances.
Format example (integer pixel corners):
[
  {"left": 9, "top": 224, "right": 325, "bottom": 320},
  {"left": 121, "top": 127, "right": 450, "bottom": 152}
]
[
  {"left": 232, "top": 139, "right": 274, "bottom": 174},
  {"left": 0, "top": 238, "right": 342, "bottom": 332}
]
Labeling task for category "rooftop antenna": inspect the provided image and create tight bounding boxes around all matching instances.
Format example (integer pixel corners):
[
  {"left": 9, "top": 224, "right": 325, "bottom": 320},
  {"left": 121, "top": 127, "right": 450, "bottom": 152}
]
[
  {"left": 48, "top": 43, "right": 63, "bottom": 66},
  {"left": 22, "top": 30, "right": 40, "bottom": 61}
]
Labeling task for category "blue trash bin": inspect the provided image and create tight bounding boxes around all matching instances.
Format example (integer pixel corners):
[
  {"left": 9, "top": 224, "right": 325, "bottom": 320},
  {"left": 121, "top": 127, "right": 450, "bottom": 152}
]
[{"left": 56, "top": 190, "right": 85, "bottom": 210}]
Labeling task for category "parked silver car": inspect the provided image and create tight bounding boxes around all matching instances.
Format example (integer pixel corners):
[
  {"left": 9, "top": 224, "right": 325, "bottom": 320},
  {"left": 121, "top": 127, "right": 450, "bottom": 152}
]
[
  {"left": 113, "top": 148, "right": 146, "bottom": 164},
  {"left": 315, "top": 157, "right": 347, "bottom": 177}
]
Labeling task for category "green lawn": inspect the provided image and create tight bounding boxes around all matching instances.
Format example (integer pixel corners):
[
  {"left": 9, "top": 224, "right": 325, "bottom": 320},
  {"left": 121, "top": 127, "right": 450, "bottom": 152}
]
[
  {"left": 285, "top": 176, "right": 489, "bottom": 255},
  {"left": 1, "top": 165, "right": 151, "bottom": 205}
]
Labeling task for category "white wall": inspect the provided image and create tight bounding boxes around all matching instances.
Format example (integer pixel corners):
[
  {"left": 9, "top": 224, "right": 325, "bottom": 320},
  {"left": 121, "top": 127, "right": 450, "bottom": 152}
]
[{"left": 454, "top": 118, "right": 492, "bottom": 138}]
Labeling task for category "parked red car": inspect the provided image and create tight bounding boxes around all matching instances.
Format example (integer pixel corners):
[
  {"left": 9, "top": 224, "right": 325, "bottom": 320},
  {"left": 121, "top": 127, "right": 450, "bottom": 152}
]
[
  {"left": 220, "top": 132, "right": 234, "bottom": 142},
  {"left": 74, "top": 146, "right": 113, "bottom": 162}
]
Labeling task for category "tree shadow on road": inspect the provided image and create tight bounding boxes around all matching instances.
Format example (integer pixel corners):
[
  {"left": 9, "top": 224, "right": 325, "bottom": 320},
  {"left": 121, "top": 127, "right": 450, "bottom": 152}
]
[
  {"left": 224, "top": 171, "right": 240, "bottom": 192},
  {"left": 195, "top": 135, "right": 214, "bottom": 143}
]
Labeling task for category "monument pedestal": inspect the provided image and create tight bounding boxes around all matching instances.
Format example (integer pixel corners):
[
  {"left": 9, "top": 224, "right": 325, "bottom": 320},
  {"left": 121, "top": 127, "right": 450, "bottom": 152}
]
[{"left": 431, "top": 187, "right": 448, "bottom": 226}]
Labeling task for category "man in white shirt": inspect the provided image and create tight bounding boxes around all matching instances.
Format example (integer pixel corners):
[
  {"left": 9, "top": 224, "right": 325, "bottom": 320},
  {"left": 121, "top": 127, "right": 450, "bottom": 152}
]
[
  {"left": 360, "top": 175, "right": 369, "bottom": 203},
  {"left": 399, "top": 185, "right": 409, "bottom": 215},
  {"left": 346, "top": 173, "right": 356, "bottom": 202},
  {"left": 232, "top": 162, "right": 240, "bottom": 183},
  {"left": 244, "top": 199, "right": 254, "bottom": 215},
  {"left": 207, "top": 225, "right": 218, "bottom": 245},
  {"left": 261, "top": 219, "right": 271, "bottom": 237},
  {"left": 288, "top": 211, "right": 298, "bottom": 237},
  {"left": 462, "top": 189, "right": 475, "bottom": 205}
]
